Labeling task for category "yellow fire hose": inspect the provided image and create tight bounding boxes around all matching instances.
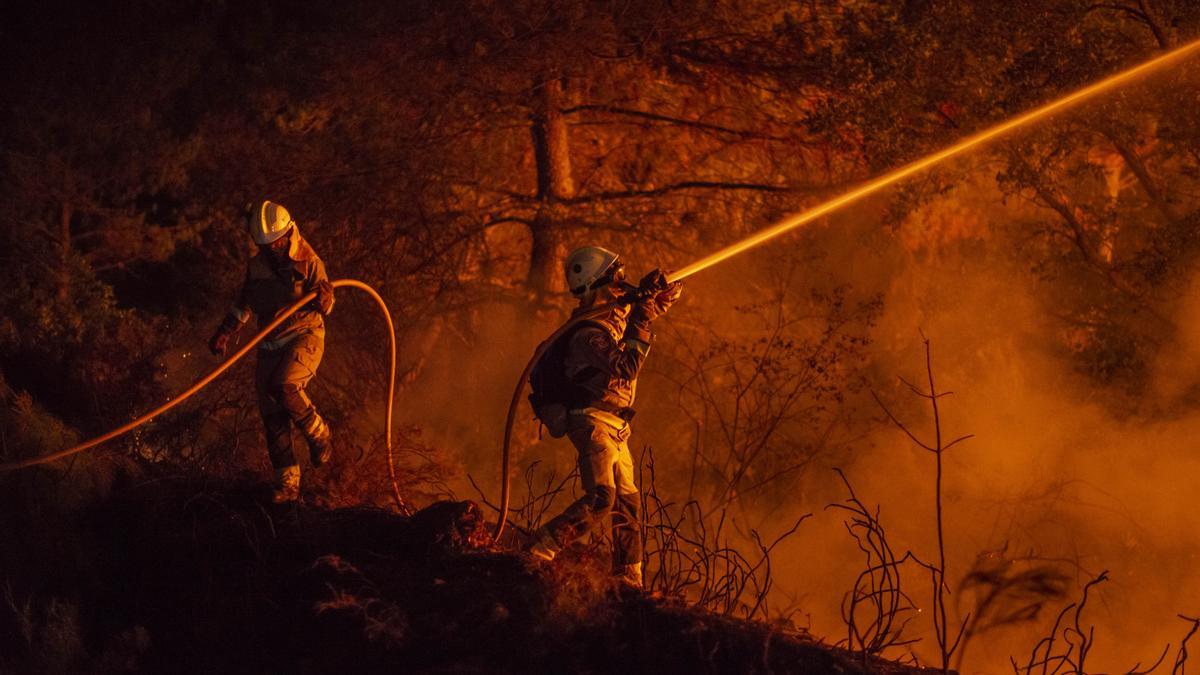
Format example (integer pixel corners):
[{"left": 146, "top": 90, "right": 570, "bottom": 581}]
[
  {"left": 0, "top": 279, "right": 411, "bottom": 515},
  {"left": 492, "top": 38, "right": 1200, "bottom": 539}
]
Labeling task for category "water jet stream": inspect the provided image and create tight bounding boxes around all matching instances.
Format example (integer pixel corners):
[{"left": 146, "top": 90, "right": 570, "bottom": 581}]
[
  {"left": 666, "top": 38, "right": 1200, "bottom": 283},
  {"left": 496, "top": 38, "right": 1200, "bottom": 539}
]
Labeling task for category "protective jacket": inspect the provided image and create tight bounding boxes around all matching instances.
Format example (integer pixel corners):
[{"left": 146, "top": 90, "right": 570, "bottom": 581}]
[
  {"left": 224, "top": 233, "right": 334, "bottom": 350},
  {"left": 562, "top": 307, "right": 650, "bottom": 414}
]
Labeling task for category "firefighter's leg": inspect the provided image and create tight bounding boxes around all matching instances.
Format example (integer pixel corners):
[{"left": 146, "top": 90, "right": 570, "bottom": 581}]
[
  {"left": 262, "top": 410, "right": 295, "bottom": 468},
  {"left": 256, "top": 349, "right": 299, "bottom": 502},
  {"left": 611, "top": 425, "right": 643, "bottom": 587},
  {"left": 271, "top": 334, "right": 332, "bottom": 466},
  {"left": 531, "top": 422, "right": 620, "bottom": 560}
]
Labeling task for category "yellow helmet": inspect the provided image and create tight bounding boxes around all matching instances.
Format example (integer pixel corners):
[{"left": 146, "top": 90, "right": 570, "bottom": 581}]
[{"left": 248, "top": 200, "right": 295, "bottom": 245}]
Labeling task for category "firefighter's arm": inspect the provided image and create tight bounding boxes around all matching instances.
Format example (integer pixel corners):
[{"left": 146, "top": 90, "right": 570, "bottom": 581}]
[
  {"left": 209, "top": 269, "right": 253, "bottom": 356},
  {"left": 624, "top": 272, "right": 683, "bottom": 344},
  {"left": 304, "top": 257, "right": 335, "bottom": 315},
  {"left": 573, "top": 326, "right": 649, "bottom": 381},
  {"left": 593, "top": 273, "right": 683, "bottom": 369}
]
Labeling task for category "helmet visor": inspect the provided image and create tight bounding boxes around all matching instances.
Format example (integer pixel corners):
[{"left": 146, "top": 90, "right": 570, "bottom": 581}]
[{"left": 586, "top": 260, "right": 624, "bottom": 293}]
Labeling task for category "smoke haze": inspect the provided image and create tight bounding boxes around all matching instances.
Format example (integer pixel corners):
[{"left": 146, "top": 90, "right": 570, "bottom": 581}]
[{"left": 386, "top": 174, "right": 1200, "bottom": 671}]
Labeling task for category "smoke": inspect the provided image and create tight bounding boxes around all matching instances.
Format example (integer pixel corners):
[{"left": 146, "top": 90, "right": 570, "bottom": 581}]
[
  {"left": 376, "top": 172, "right": 1200, "bottom": 671},
  {"left": 757, "top": 183, "right": 1200, "bottom": 670},
  {"left": 1150, "top": 274, "right": 1200, "bottom": 404}
]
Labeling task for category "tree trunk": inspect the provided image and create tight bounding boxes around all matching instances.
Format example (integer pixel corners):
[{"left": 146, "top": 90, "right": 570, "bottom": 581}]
[
  {"left": 528, "top": 76, "right": 574, "bottom": 297},
  {"left": 57, "top": 163, "right": 76, "bottom": 302},
  {"left": 58, "top": 199, "right": 72, "bottom": 302}
]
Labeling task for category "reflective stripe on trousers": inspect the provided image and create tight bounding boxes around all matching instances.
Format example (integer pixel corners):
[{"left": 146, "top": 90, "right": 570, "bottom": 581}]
[
  {"left": 254, "top": 332, "right": 327, "bottom": 468},
  {"left": 568, "top": 407, "right": 629, "bottom": 432}
]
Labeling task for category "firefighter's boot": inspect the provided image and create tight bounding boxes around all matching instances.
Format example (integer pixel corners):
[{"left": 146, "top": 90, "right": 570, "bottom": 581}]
[
  {"left": 526, "top": 529, "right": 561, "bottom": 562},
  {"left": 272, "top": 465, "right": 301, "bottom": 503},
  {"left": 617, "top": 562, "right": 643, "bottom": 590},
  {"left": 300, "top": 412, "right": 333, "bottom": 467}
]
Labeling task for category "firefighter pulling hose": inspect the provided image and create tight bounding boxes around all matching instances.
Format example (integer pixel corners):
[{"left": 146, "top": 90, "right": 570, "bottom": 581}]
[
  {"left": 494, "top": 37, "right": 1200, "bottom": 540},
  {"left": 209, "top": 200, "right": 337, "bottom": 502},
  {"left": 0, "top": 277, "right": 407, "bottom": 512},
  {"left": 0, "top": 203, "right": 410, "bottom": 514}
]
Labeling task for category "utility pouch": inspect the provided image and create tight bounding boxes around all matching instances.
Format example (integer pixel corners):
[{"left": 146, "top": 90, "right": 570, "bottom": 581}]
[{"left": 536, "top": 403, "right": 569, "bottom": 438}]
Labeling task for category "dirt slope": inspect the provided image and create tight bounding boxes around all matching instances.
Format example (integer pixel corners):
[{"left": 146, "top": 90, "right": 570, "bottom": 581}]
[{"left": 0, "top": 475, "right": 944, "bottom": 674}]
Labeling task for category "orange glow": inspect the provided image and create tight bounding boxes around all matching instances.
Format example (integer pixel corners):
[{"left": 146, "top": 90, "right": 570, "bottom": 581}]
[{"left": 667, "top": 38, "right": 1200, "bottom": 283}]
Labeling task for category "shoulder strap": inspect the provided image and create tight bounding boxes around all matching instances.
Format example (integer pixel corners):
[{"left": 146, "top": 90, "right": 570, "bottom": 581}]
[{"left": 531, "top": 319, "right": 605, "bottom": 382}]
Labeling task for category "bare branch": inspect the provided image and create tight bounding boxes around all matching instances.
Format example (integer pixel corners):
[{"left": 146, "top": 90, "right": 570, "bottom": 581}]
[
  {"left": 562, "top": 103, "right": 796, "bottom": 141},
  {"left": 871, "top": 389, "right": 934, "bottom": 452},
  {"left": 563, "top": 180, "right": 815, "bottom": 205}
]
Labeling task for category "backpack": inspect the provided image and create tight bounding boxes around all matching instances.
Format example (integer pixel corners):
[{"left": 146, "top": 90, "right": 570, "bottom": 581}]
[{"left": 528, "top": 320, "right": 603, "bottom": 438}]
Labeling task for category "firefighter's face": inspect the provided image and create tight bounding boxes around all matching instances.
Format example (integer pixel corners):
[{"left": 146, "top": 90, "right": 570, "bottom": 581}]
[
  {"left": 262, "top": 229, "right": 291, "bottom": 257},
  {"left": 579, "top": 280, "right": 617, "bottom": 306},
  {"left": 593, "top": 263, "right": 625, "bottom": 297},
  {"left": 576, "top": 262, "right": 624, "bottom": 306}
]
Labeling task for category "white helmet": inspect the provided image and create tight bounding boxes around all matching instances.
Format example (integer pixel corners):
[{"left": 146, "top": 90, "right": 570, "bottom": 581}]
[
  {"left": 564, "top": 246, "right": 620, "bottom": 296},
  {"left": 248, "top": 200, "right": 295, "bottom": 245}
]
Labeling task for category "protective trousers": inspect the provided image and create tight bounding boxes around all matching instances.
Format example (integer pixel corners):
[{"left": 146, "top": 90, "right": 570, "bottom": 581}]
[
  {"left": 254, "top": 333, "right": 328, "bottom": 469},
  {"left": 541, "top": 419, "right": 642, "bottom": 569}
]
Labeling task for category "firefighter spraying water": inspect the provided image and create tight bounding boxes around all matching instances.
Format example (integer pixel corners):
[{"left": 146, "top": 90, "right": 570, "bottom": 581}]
[
  {"left": 522, "top": 247, "right": 682, "bottom": 589},
  {"left": 491, "top": 36, "right": 1200, "bottom": 539}
]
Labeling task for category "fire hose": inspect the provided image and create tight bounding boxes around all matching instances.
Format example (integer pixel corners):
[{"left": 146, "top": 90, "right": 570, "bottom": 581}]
[
  {"left": 0, "top": 279, "right": 411, "bottom": 515},
  {"left": 492, "top": 37, "right": 1200, "bottom": 539}
]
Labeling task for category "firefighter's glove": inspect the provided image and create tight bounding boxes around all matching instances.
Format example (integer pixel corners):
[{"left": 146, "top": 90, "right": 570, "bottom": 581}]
[
  {"left": 653, "top": 279, "right": 683, "bottom": 313},
  {"left": 208, "top": 329, "right": 232, "bottom": 357},
  {"left": 307, "top": 280, "right": 336, "bottom": 315},
  {"left": 626, "top": 279, "right": 683, "bottom": 343},
  {"left": 208, "top": 315, "right": 242, "bottom": 357},
  {"left": 636, "top": 269, "right": 670, "bottom": 295},
  {"left": 631, "top": 279, "right": 683, "bottom": 323}
]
